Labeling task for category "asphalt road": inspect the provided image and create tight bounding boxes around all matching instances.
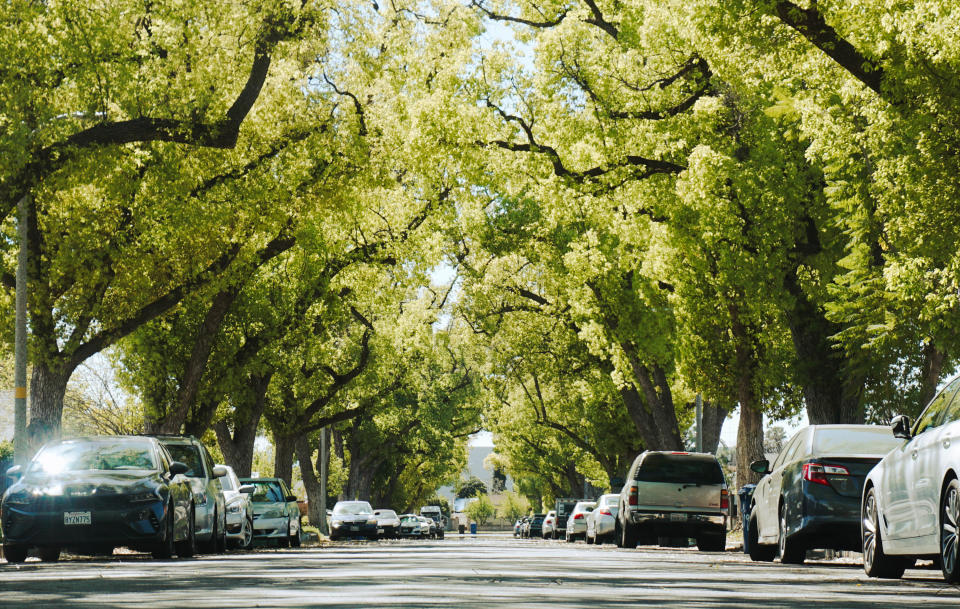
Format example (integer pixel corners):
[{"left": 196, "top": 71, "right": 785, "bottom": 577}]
[{"left": 2, "top": 533, "right": 960, "bottom": 608}]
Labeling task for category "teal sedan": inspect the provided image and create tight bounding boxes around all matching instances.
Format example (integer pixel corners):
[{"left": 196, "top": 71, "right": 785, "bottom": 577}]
[{"left": 238, "top": 477, "right": 301, "bottom": 547}]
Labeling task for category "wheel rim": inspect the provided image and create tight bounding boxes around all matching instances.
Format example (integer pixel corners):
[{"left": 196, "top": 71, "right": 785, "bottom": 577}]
[
  {"left": 779, "top": 510, "right": 787, "bottom": 558},
  {"left": 942, "top": 486, "right": 960, "bottom": 575},
  {"left": 863, "top": 491, "right": 878, "bottom": 570},
  {"left": 242, "top": 518, "right": 253, "bottom": 548}
]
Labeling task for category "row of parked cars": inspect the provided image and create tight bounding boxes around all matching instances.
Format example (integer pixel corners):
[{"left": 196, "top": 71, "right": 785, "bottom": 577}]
[
  {"left": 327, "top": 501, "right": 445, "bottom": 541},
  {"left": 515, "top": 496, "right": 618, "bottom": 544},
  {"left": 0, "top": 434, "right": 303, "bottom": 562}
]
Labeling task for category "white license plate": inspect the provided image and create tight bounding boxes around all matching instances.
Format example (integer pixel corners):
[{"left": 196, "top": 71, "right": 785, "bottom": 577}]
[
  {"left": 669, "top": 513, "right": 687, "bottom": 522},
  {"left": 64, "top": 511, "right": 91, "bottom": 525}
]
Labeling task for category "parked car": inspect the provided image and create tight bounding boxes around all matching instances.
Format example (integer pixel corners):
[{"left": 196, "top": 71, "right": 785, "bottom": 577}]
[
  {"left": 862, "top": 375, "right": 960, "bottom": 582},
  {"left": 542, "top": 510, "right": 557, "bottom": 538},
  {"left": 2, "top": 436, "right": 196, "bottom": 562},
  {"left": 747, "top": 425, "right": 901, "bottom": 564},
  {"left": 153, "top": 435, "right": 227, "bottom": 553},
  {"left": 586, "top": 494, "right": 619, "bottom": 544},
  {"left": 553, "top": 498, "right": 578, "bottom": 539},
  {"left": 374, "top": 509, "right": 402, "bottom": 539},
  {"left": 420, "top": 505, "right": 445, "bottom": 539},
  {"left": 328, "top": 500, "right": 378, "bottom": 541},
  {"left": 217, "top": 464, "right": 255, "bottom": 550},
  {"left": 513, "top": 518, "right": 524, "bottom": 537},
  {"left": 616, "top": 451, "right": 728, "bottom": 552},
  {"left": 399, "top": 513, "right": 428, "bottom": 538},
  {"left": 418, "top": 515, "right": 439, "bottom": 538},
  {"left": 528, "top": 513, "right": 545, "bottom": 538},
  {"left": 240, "top": 477, "right": 302, "bottom": 546},
  {"left": 565, "top": 501, "right": 596, "bottom": 542}
]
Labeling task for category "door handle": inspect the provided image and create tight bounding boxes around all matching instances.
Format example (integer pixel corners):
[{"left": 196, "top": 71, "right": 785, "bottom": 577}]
[
  {"left": 944, "top": 437, "right": 952, "bottom": 449},
  {"left": 912, "top": 450, "right": 919, "bottom": 460}
]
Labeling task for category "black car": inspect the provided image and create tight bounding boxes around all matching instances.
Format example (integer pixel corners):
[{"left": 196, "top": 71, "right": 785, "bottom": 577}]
[
  {"left": 528, "top": 514, "right": 545, "bottom": 538},
  {"left": 2, "top": 436, "right": 196, "bottom": 562}
]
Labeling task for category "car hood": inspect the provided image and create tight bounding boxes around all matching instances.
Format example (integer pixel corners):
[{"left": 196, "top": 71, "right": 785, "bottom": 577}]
[{"left": 5, "top": 470, "right": 163, "bottom": 499}]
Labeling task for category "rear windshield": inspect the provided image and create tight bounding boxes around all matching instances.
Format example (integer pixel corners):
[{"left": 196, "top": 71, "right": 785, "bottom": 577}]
[
  {"left": 247, "top": 481, "right": 284, "bottom": 503},
  {"left": 812, "top": 428, "right": 900, "bottom": 456},
  {"left": 635, "top": 453, "right": 725, "bottom": 485}
]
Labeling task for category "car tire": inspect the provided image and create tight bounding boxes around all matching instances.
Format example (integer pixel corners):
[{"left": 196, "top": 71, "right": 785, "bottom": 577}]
[
  {"left": 216, "top": 513, "right": 228, "bottom": 554},
  {"left": 748, "top": 513, "right": 776, "bottom": 562},
  {"left": 291, "top": 524, "right": 303, "bottom": 547},
  {"left": 696, "top": 533, "right": 726, "bottom": 552},
  {"left": 778, "top": 504, "right": 805, "bottom": 564},
  {"left": 3, "top": 544, "right": 28, "bottom": 563},
  {"left": 620, "top": 519, "right": 638, "bottom": 549},
  {"left": 941, "top": 479, "right": 960, "bottom": 583},
  {"left": 241, "top": 516, "right": 254, "bottom": 550},
  {"left": 862, "top": 487, "right": 906, "bottom": 579},
  {"left": 175, "top": 505, "right": 197, "bottom": 558},
  {"left": 586, "top": 530, "right": 595, "bottom": 545},
  {"left": 38, "top": 547, "right": 61, "bottom": 562},
  {"left": 152, "top": 502, "right": 176, "bottom": 559}
]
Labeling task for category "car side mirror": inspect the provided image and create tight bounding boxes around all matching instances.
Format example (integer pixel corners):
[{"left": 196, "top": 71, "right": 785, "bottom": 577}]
[
  {"left": 6, "top": 464, "right": 22, "bottom": 482},
  {"left": 169, "top": 461, "right": 189, "bottom": 476},
  {"left": 285, "top": 494, "right": 298, "bottom": 502},
  {"left": 749, "top": 459, "right": 770, "bottom": 475},
  {"left": 212, "top": 465, "right": 228, "bottom": 478},
  {"left": 892, "top": 415, "right": 913, "bottom": 440},
  {"left": 238, "top": 484, "right": 256, "bottom": 494}
]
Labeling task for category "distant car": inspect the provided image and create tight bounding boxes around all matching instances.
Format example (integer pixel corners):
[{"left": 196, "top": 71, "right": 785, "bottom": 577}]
[
  {"left": 374, "top": 509, "right": 402, "bottom": 539},
  {"left": 565, "top": 501, "right": 596, "bottom": 542},
  {"left": 586, "top": 494, "right": 619, "bottom": 544},
  {"left": 747, "top": 425, "right": 901, "bottom": 564},
  {"left": 399, "top": 513, "right": 428, "bottom": 537},
  {"left": 862, "top": 375, "right": 960, "bottom": 582},
  {"left": 1, "top": 436, "right": 196, "bottom": 562},
  {"left": 420, "top": 505, "right": 445, "bottom": 539},
  {"left": 513, "top": 518, "right": 524, "bottom": 537},
  {"left": 542, "top": 510, "right": 557, "bottom": 538},
  {"left": 217, "top": 464, "right": 255, "bottom": 549},
  {"left": 239, "top": 477, "right": 302, "bottom": 547},
  {"left": 616, "top": 451, "right": 728, "bottom": 552},
  {"left": 419, "top": 515, "right": 439, "bottom": 538},
  {"left": 153, "top": 435, "right": 228, "bottom": 553},
  {"left": 528, "top": 514, "right": 545, "bottom": 538},
  {"left": 329, "top": 500, "right": 378, "bottom": 541}
]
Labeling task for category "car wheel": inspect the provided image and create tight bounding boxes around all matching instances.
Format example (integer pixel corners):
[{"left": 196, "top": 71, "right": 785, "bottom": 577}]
[
  {"left": 38, "top": 547, "right": 61, "bottom": 562},
  {"left": 586, "top": 531, "right": 595, "bottom": 545},
  {"left": 216, "top": 513, "right": 228, "bottom": 554},
  {"left": 3, "top": 544, "right": 28, "bottom": 563},
  {"left": 747, "top": 513, "right": 776, "bottom": 562},
  {"left": 175, "top": 505, "right": 197, "bottom": 558},
  {"left": 291, "top": 524, "right": 302, "bottom": 548},
  {"left": 620, "top": 519, "right": 638, "bottom": 549},
  {"left": 941, "top": 479, "right": 960, "bottom": 583},
  {"left": 241, "top": 516, "right": 254, "bottom": 550},
  {"left": 696, "top": 532, "right": 726, "bottom": 552},
  {"left": 152, "top": 502, "right": 176, "bottom": 559},
  {"left": 862, "top": 487, "right": 906, "bottom": 579},
  {"left": 778, "top": 504, "right": 805, "bottom": 564}
]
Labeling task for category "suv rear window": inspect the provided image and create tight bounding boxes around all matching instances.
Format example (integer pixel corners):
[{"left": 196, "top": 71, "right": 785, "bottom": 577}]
[{"left": 634, "top": 453, "right": 724, "bottom": 485}]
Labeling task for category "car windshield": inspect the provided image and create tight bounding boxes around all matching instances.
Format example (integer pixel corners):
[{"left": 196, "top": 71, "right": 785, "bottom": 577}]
[
  {"left": 334, "top": 502, "right": 373, "bottom": 515},
  {"left": 575, "top": 503, "right": 596, "bottom": 512},
  {"left": 635, "top": 453, "right": 725, "bottom": 485},
  {"left": 812, "top": 428, "right": 901, "bottom": 456},
  {"left": 245, "top": 481, "right": 285, "bottom": 503},
  {"left": 401, "top": 516, "right": 419, "bottom": 523},
  {"left": 162, "top": 444, "right": 205, "bottom": 478},
  {"left": 30, "top": 439, "right": 156, "bottom": 473},
  {"left": 377, "top": 510, "right": 398, "bottom": 519},
  {"left": 601, "top": 495, "right": 618, "bottom": 506}
]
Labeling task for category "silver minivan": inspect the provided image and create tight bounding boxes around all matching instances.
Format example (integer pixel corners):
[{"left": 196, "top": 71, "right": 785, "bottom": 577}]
[{"left": 616, "top": 451, "right": 728, "bottom": 552}]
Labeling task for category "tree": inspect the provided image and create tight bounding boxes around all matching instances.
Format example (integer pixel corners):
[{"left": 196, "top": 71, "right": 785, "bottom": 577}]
[
  {"left": 498, "top": 491, "right": 530, "bottom": 523},
  {"left": 456, "top": 477, "right": 488, "bottom": 499},
  {"left": 466, "top": 494, "right": 496, "bottom": 528}
]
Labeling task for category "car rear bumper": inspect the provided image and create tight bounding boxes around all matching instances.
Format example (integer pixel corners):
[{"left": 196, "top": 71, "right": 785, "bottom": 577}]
[
  {"left": 594, "top": 516, "right": 615, "bottom": 537},
  {"left": 629, "top": 511, "right": 726, "bottom": 536},
  {"left": 795, "top": 493, "right": 862, "bottom": 550},
  {"left": 2, "top": 502, "right": 166, "bottom": 548}
]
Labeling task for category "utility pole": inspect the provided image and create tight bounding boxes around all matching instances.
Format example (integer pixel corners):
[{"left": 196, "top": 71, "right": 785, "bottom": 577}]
[
  {"left": 13, "top": 194, "right": 29, "bottom": 466},
  {"left": 319, "top": 427, "right": 329, "bottom": 535},
  {"left": 695, "top": 393, "right": 703, "bottom": 453}
]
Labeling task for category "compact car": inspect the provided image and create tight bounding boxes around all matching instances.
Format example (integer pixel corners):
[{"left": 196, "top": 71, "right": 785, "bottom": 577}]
[
  {"left": 329, "top": 500, "right": 378, "bottom": 540},
  {"left": 217, "top": 464, "right": 255, "bottom": 549},
  {"left": 586, "top": 494, "right": 619, "bottom": 544},
  {"left": 565, "top": 501, "right": 596, "bottom": 542},
  {"left": 240, "top": 477, "right": 302, "bottom": 546}
]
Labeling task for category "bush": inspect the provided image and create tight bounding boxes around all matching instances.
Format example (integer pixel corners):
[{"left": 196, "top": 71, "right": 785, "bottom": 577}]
[
  {"left": 0, "top": 440, "right": 13, "bottom": 462},
  {"left": 465, "top": 494, "right": 495, "bottom": 528},
  {"left": 497, "top": 491, "right": 529, "bottom": 523}
]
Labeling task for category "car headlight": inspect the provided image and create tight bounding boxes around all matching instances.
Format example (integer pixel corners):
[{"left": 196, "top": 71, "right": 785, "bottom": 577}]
[
  {"left": 366, "top": 519, "right": 377, "bottom": 525},
  {"left": 331, "top": 519, "right": 344, "bottom": 528},
  {"left": 5, "top": 491, "right": 32, "bottom": 506},
  {"left": 128, "top": 492, "right": 160, "bottom": 503},
  {"left": 227, "top": 503, "right": 242, "bottom": 514}
]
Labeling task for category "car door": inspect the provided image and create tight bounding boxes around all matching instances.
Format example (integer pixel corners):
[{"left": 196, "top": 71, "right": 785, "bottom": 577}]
[
  {"left": 755, "top": 435, "right": 797, "bottom": 541},
  {"left": 903, "top": 381, "right": 960, "bottom": 544}
]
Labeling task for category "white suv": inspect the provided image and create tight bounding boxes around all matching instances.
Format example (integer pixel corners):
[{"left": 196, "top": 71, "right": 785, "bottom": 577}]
[{"left": 615, "top": 451, "right": 728, "bottom": 552}]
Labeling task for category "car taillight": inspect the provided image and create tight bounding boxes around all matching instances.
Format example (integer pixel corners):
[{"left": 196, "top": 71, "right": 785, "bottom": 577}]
[
  {"left": 720, "top": 489, "right": 729, "bottom": 509},
  {"left": 803, "top": 462, "right": 850, "bottom": 486},
  {"left": 598, "top": 508, "right": 612, "bottom": 516},
  {"left": 629, "top": 485, "right": 638, "bottom": 506},
  {"left": 574, "top": 513, "right": 584, "bottom": 520}
]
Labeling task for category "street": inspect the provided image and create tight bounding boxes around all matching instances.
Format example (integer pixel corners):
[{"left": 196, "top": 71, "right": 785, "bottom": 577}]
[{"left": 2, "top": 534, "right": 959, "bottom": 608}]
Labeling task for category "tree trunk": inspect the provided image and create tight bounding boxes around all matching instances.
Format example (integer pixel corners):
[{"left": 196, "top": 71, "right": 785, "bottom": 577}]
[
  {"left": 346, "top": 459, "right": 377, "bottom": 502},
  {"left": 27, "top": 359, "right": 73, "bottom": 456},
  {"left": 701, "top": 403, "right": 729, "bottom": 454},
  {"left": 619, "top": 385, "right": 661, "bottom": 449},
  {"left": 212, "top": 373, "right": 270, "bottom": 477},
  {"left": 624, "top": 349, "right": 683, "bottom": 450},
  {"left": 919, "top": 341, "right": 946, "bottom": 409},
  {"left": 274, "top": 433, "right": 295, "bottom": 486},
  {"left": 296, "top": 434, "right": 324, "bottom": 527},
  {"left": 730, "top": 304, "right": 765, "bottom": 489}
]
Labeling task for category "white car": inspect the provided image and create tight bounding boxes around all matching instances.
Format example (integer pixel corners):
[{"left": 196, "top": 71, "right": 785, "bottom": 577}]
[
  {"left": 862, "top": 374, "right": 960, "bottom": 582},
  {"left": 542, "top": 510, "right": 557, "bottom": 539},
  {"left": 217, "top": 464, "right": 255, "bottom": 549},
  {"left": 586, "top": 494, "right": 619, "bottom": 544},
  {"left": 374, "top": 509, "right": 402, "bottom": 539},
  {"left": 565, "top": 501, "right": 596, "bottom": 542}
]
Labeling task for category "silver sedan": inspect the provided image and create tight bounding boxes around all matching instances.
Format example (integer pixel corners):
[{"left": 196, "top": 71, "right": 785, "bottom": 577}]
[{"left": 586, "top": 494, "right": 619, "bottom": 544}]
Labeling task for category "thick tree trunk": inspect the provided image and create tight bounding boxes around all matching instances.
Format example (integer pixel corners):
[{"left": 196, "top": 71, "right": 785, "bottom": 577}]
[
  {"left": 619, "top": 385, "right": 661, "bottom": 449},
  {"left": 730, "top": 304, "right": 765, "bottom": 489},
  {"left": 274, "top": 434, "right": 295, "bottom": 486},
  {"left": 212, "top": 373, "right": 269, "bottom": 477},
  {"left": 919, "top": 341, "right": 946, "bottom": 409},
  {"left": 296, "top": 434, "right": 324, "bottom": 527},
  {"left": 785, "top": 274, "right": 864, "bottom": 424},
  {"left": 346, "top": 459, "right": 377, "bottom": 502},
  {"left": 701, "top": 403, "right": 729, "bottom": 454},
  {"left": 27, "top": 359, "right": 73, "bottom": 455},
  {"left": 624, "top": 349, "right": 683, "bottom": 450},
  {"left": 563, "top": 462, "right": 584, "bottom": 497}
]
